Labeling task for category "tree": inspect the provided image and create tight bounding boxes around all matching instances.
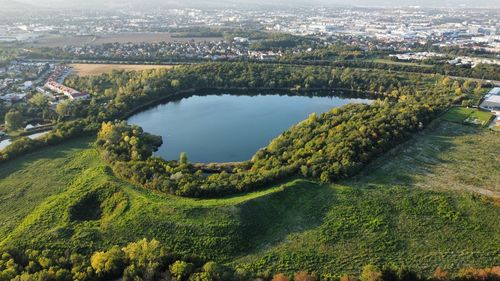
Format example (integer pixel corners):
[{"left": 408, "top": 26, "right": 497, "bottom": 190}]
[
  {"left": 432, "top": 267, "right": 449, "bottom": 281},
  {"left": 179, "top": 152, "right": 188, "bottom": 165},
  {"left": 5, "top": 110, "right": 23, "bottom": 130},
  {"left": 55, "top": 101, "right": 70, "bottom": 118},
  {"left": 171, "top": 79, "right": 181, "bottom": 89},
  {"left": 122, "top": 239, "right": 166, "bottom": 281},
  {"left": 90, "top": 246, "right": 125, "bottom": 278},
  {"left": 294, "top": 271, "right": 317, "bottom": 281},
  {"left": 29, "top": 93, "right": 48, "bottom": 109},
  {"left": 170, "top": 260, "right": 194, "bottom": 281},
  {"left": 360, "top": 264, "right": 383, "bottom": 281},
  {"left": 189, "top": 272, "right": 212, "bottom": 281},
  {"left": 202, "top": 262, "right": 225, "bottom": 280},
  {"left": 29, "top": 93, "right": 51, "bottom": 119},
  {"left": 340, "top": 275, "right": 356, "bottom": 281},
  {"left": 122, "top": 238, "right": 164, "bottom": 269}
]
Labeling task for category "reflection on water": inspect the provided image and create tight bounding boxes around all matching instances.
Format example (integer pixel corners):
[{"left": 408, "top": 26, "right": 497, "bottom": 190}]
[
  {"left": 128, "top": 93, "right": 371, "bottom": 163},
  {"left": 0, "top": 139, "right": 11, "bottom": 151},
  {"left": 0, "top": 131, "right": 50, "bottom": 151}
]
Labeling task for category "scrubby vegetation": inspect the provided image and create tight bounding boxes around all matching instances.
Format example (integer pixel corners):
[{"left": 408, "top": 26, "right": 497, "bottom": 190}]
[{"left": 1, "top": 238, "right": 499, "bottom": 281}]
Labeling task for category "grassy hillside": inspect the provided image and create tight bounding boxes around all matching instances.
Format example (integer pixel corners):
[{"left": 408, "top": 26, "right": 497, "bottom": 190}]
[
  {"left": 235, "top": 121, "right": 499, "bottom": 275},
  {"left": 0, "top": 120, "right": 498, "bottom": 277},
  {"left": 0, "top": 137, "right": 96, "bottom": 238}
]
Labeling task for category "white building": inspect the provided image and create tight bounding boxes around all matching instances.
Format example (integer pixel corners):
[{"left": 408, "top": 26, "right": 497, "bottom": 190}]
[{"left": 480, "top": 87, "right": 500, "bottom": 112}]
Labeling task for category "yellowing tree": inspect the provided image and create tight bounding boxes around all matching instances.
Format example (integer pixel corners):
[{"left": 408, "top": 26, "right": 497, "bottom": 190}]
[
  {"left": 360, "top": 264, "right": 382, "bottom": 281},
  {"left": 294, "top": 271, "right": 317, "bottom": 281},
  {"left": 272, "top": 273, "right": 290, "bottom": 281},
  {"left": 90, "top": 246, "right": 125, "bottom": 277}
]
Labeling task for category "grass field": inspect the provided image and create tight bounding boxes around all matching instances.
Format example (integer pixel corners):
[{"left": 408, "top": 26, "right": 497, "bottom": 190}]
[
  {"left": 352, "top": 120, "right": 499, "bottom": 197},
  {"left": 442, "top": 107, "right": 494, "bottom": 126},
  {"left": 0, "top": 120, "right": 498, "bottom": 277},
  {"left": 70, "top": 63, "right": 176, "bottom": 76}
]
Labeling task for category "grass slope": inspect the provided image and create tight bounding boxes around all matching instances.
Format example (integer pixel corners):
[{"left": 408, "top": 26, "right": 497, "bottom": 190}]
[
  {"left": 0, "top": 137, "right": 96, "bottom": 238},
  {"left": 235, "top": 122, "right": 499, "bottom": 276},
  {"left": 0, "top": 120, "right": 498, "bottom": 277}
]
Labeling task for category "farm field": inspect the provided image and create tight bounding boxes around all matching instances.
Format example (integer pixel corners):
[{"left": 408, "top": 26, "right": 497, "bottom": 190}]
[
  {"left": 90, "top": 32, "right": 223, "bottom": 45},
  {"left": 0, "top": 120, "right": 498, "bottom": 277},
  {"left": 69, "top": 63, "right": 176, "bottom": 76},
  {"left": 26, "top": 32, "right": 223, "bottom": 47},
  {"left": 27, "top": 35, "right": 96, "bottom": 47}
]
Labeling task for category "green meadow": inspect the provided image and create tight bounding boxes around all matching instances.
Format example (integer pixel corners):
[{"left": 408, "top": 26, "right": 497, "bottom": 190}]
[{"left": 0, "top": 120, "right": 498, "bottom": 276}]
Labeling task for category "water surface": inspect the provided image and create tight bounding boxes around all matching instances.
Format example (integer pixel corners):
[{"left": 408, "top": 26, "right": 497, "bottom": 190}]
[
  {"left": 0, "top": 131, "right": 50, "bottom": 151},
  {"left": 0, "top": 139, "right": 10, "bottom": 151},
  {"left": 128, "top": 93, "right": 370, "bottom": 163}
]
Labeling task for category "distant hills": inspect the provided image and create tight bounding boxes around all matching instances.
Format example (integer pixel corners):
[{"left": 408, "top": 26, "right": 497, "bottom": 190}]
[{"left": 0, "top": 0, "right": 37, "bottom": 11}]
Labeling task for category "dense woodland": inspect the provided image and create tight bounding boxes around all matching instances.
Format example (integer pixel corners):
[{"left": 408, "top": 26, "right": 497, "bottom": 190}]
[{"left": 0, "top": 238, "right": 498, "bottom": 281}]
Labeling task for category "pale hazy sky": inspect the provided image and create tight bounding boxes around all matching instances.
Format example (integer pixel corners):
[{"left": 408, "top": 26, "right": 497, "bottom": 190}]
[{"left": 11, "top": 0, "right": 500, "bottom": 9}]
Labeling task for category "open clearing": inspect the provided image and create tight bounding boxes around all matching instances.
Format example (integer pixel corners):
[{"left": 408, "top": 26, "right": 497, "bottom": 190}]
[
  {"left": 442, "top": 106, "right": 493, "bottom": 126},
  {"left": 69, "top": 63, "right": 176, "bottom": 76},
  {"left": 0, "top": 120, "right": 498, "bottom": 276}
]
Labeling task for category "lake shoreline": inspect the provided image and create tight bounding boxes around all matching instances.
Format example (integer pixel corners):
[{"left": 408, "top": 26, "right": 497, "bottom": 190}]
[
  {"left": 127, "top": 92, "right": 373, "bottom": 163},
  {"left": 122, "top": 86, "right": 379, "bottom": 120}
]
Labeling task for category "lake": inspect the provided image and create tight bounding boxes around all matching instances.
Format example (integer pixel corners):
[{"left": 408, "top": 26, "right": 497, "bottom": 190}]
[{"left": 128, "top": 93, "right": 371, "bottom": 163}]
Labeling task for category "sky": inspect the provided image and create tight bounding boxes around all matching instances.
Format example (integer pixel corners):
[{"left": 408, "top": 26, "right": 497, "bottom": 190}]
[{"left": 9, "top": 0, "right": 500, "bottom": 9}]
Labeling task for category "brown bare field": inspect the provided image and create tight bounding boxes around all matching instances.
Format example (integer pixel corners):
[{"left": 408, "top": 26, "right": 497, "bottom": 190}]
[
  {"left": 91, "top": 32, "right": 222, "bottom": 44},
  {"left": 29, "top": 35, "right": 96, "bottom": 47},
  {"left": 69, "top": 63, "right": 175, "bottom": 76}
]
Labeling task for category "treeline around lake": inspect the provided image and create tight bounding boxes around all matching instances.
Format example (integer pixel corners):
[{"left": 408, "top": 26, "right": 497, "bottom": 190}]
[
  {"left": 83, "top": 63, "right": 476, "bottom": 197},
  {"left": 1, "top": 63, "right": 486, "bottom": 197}
]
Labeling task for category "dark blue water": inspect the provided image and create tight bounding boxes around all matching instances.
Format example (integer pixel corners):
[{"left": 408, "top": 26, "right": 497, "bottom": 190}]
[{"left": 128, "top": 94, "right": 370, "bottom": 163}]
